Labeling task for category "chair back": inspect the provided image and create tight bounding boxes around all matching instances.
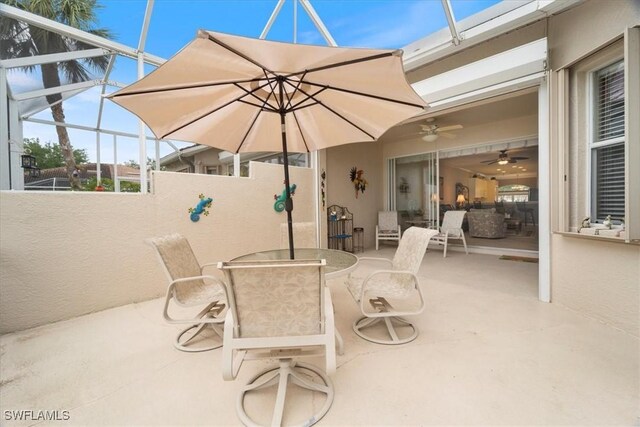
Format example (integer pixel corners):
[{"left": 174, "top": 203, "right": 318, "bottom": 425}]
[
  {"left": 441, "top": 210, "right": 466, "bottom": 231},
  {"left": 392, "top": 227, "right": 438, "bottom": 285},
  {"left": 378, "top": 211, "right": 399, "bottom": 231},
  {"left": 280, "top": 222, "right": 317, "bottom": 249},
  {"left": 494, "top": 201, "right": 505, "bottom": 214},
  {"left": 516, "top": 201, "right": 526, "bottom": 211},
  {"left": 149, "top": 234, "right": 206, "bottom": 305},
  {"left": 220, "top": 259, "right": 326, "bottom": 338}
]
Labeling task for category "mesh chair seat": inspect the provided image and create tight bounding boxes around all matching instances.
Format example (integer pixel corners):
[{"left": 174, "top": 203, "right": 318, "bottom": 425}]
[{"left": 346, "top": 274, "right": 414, "bottom": 302}]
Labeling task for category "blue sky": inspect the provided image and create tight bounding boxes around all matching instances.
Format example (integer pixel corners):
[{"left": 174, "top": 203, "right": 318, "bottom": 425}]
[{"left": 9, "top": 0, "right": 500, "bottom": 164}]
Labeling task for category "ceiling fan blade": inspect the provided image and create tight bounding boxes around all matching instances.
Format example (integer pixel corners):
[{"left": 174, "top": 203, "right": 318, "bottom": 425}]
[
  {"left": 438, "top": 124, "right": 463, "bottom": 132},
  {"left": 481, "top": 160, "right": 498, "bottom": 165},
  {"left": 439, "top": 132, "right": 456, "bottom": 139},
  {"left": 510, "top": 156, "right": 529, "bottom": 160}
]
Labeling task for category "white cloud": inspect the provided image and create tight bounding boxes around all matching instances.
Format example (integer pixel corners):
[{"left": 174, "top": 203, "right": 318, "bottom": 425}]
[
  {"left": 335, "top": 1, "right": 444, "bottom": 49},
  {"left": 6, "top": 71, "right": 41, "bottom": 91}
]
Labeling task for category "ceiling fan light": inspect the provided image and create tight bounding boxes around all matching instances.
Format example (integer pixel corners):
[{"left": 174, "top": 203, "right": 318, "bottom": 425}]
[
  {"left": 498, "top": 159, "right": 509, "bottom": 165},
  {"left": 422, "top": 133, "right": 439, "bottom": 142}
]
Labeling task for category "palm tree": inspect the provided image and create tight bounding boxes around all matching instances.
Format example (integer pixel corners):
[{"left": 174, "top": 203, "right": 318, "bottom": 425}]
[{"left": 0, "top": 0, "right": 112, "bottom": 190}]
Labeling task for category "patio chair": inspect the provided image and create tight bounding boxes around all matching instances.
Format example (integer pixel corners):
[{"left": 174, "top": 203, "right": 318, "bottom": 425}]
[
  {"left": 149, "top": 234, "right": 227, "bottom": 352},
  {"left": 429, "top": 210, "right": 469, "bottom": 257},
  {"left": 280, "top": 221, "right": 317, "bottom": 248},
  {"left": 218, "top": 259, "right": 336, "bottom": 426},
  {"left": 346, "top": 227, "right": 438, "bottom": 345},
  {"left": 375, "top": 211, "right": 401, "bottom": 250}
]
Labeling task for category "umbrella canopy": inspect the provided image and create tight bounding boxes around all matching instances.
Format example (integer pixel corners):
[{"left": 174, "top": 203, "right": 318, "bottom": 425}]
[{"left": 108, "top": 30, "right": 427, "bottom": 257}]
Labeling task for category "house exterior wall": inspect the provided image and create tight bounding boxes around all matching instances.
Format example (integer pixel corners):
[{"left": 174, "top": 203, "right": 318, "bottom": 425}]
[
  {"left": 396, "top": 0, "right": 639, "bottom": 335},
  {"left": 0, "top": 162, "right": 314, "bottom": 334},
  {"left": 547, "top": 0, "right": 640, "bottom": 336},
  {"left": 325, "top": 141, "right": 382, "bottom": 250}
]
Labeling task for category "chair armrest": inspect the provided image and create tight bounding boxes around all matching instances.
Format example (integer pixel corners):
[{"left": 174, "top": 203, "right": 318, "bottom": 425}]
[{"left": 356, "top": 257, "right": 393, "bottom": 265}]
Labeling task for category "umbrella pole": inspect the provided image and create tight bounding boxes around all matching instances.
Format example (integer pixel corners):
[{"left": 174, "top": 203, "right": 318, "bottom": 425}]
[{"left": 280, "top": 111, "right": 295, "bottom": 260}]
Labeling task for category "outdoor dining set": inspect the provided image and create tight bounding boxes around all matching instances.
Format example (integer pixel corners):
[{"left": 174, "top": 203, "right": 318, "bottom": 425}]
[{"left": 149, "top": 225, "right": 437, "bottom": 426}]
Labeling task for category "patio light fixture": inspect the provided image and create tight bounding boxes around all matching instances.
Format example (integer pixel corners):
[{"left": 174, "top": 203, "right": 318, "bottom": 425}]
[
  {"left": 21, "top": 150, "right": 41, "bottom": 177},
  {"left": 422, "top": 133, "right": 439, "bottom": 142},
  {"left": 21, "top": 152, "right": 36, "bottom": 169}
]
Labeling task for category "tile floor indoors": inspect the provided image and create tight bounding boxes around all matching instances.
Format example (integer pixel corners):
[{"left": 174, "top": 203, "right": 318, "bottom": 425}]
[{"left": 0, "top": 247, "right": 637, "bottom": 426}]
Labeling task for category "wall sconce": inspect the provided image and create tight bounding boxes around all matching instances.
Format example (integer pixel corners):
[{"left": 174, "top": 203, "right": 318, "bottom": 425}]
[
  {"left": 21, "top": 153, "right": 36, "bottom": 169},
  {"left": 21, "top": 151, "right": 41, "bottom": 178}
]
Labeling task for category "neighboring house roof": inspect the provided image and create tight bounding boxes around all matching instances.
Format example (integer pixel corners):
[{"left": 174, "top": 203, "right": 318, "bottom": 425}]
[
  {"left": 159, "top": 144, "right": 212, "bottom": 165},
  {"left": 25, "top": 163, "right": 141, "bottom": 188}
]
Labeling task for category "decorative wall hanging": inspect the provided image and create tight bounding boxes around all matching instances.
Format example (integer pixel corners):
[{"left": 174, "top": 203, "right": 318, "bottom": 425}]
[
  {"left": 274, "top": 183, "right": 297, "bottom": 212},
  {"left": 349, "top": 167, "right": 368, "bottom": 199},
  {"left": 320, "top": 169, "right": 326, "bottom": 209},
  {"left": 189, "top": 194, "right": 213, "bottom": 222}
]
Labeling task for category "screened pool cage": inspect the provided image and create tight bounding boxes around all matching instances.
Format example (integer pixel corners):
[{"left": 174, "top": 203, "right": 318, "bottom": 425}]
[{"left": 0, "top": 1, "right": 325, "bottom": 193}]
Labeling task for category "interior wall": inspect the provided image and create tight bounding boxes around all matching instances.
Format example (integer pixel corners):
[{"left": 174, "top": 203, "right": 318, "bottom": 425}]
[
  {"left": 0, "top": 162, "right": 314, "bottom": 334},
  {"left": 326, "top": 141, "right": 382, "bottom": 250}
]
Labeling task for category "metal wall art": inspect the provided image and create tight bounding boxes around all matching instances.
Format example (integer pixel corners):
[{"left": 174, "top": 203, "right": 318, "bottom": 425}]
[{"left": 189, "top": 194, "right": 213, "bottom": 222}]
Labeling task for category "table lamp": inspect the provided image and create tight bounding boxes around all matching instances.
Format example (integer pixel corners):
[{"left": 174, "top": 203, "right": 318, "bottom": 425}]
[{"left": 456, "top": 194, "right": 466, "bottom": 208}]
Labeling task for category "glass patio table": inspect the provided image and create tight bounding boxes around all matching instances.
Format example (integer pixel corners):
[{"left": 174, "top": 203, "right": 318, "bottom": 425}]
[{"left": 232, "top": 248, "right": 358, "bottom": 279}]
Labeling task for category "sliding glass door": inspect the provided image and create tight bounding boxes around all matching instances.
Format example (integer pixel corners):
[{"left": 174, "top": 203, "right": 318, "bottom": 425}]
[{"left": 391, "top": 152, "right": 439, "bottom": 230}]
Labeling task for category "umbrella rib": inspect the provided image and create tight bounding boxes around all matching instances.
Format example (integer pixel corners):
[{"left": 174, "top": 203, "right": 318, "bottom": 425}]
[
  {"left": 284, "top": 51, "right": 396, "bottom": 78},
  {"left": 290, "top": 110, "right": 311, "bottom": 153},
  {"left": 285, "top": 85, "right": 327, "bottom": 113},
  {"left": 284, "top": 72, "right": 307, "bottom": 110},
  {"left": 284, "top": 81, "right": 375, "bottom": 140},
  {"left": 109, "top": 77, "right": 268, "bottom": 98},
  {"left": 159, "top": 81, "right": 272, "bottom": 139},
  {"left": 204, "top": 32, "right": 276, "bottom": 77},
  {"left": 233, "top": 82, "right": 279, "bottom": 112},
  {"left": 237, "top": 99, "right": 278, "bottom": 111},
  {"left": 303, "top": 80, "right": 426, "bottom": 109},
  {"left": 234, "top": 108, "right": 264, "bottom": 153}
]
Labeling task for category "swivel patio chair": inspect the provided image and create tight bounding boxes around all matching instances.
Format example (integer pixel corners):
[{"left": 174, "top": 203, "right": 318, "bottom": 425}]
[
  {"left": 346, "top": 227, "right": 438, "bottom": 345},
  {"left": 280, "top": 222, "right": 317, "bottom": 249},
  {"left": 375, "top": 211, "right": 401, "bottom": 250},
  {"left": 218, "top": 259, "right": 336, "bottom": 426},
  {"left": 149, "top": 234, "right": 227, "bottom": 352},
  {"left": 429, "top": 210, "right": 469, "bottom": 257}
]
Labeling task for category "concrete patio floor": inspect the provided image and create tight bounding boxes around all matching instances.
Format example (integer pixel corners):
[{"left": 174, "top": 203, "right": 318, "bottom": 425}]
[{"left": 1, "top": 248, "right": 637, "bottom": 426}]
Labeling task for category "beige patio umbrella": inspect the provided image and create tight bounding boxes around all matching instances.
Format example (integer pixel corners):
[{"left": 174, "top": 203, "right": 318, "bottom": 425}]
[{"left": 108, "top": 30, "right": 427, "bottom": 258}]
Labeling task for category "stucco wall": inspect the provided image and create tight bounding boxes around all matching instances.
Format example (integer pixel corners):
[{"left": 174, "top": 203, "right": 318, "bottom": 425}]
[
  {"left": 326, "top": 142, "right": 382, "bottom": 250},
  {"left": 551, "top": 235, "right": 640, "bottom": 337},
  {"left": 548, "top": 0, "right": 640, "bottom": 69},
  {"left": 0, "top": 162, "right": 314, "bottom": 334}
]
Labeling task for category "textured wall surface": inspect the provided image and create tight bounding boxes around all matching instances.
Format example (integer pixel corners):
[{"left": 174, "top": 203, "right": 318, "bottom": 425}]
[
  {"left": 326, "top": 141, "right": 383, "bottom": 250},
  {"left": 0, "top": 162, "right": 314, "bottom": 333},
  {"left": 551, "top": 235, "right": 640, "bottom": 337}
]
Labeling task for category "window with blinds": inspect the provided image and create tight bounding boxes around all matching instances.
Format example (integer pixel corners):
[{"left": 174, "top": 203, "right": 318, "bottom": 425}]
[
  {"left": 591, "top": 60, "right": 625, "bottom": 222},
  {"left": 594, "top": 61, "right": 625, "bottom": 142}
]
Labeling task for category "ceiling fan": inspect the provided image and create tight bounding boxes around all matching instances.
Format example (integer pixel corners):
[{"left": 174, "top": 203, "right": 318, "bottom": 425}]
[
  {"left": 419, "top": 118, "right": 463, "bottom": 142},
  {"left": 481, "top": 149, "right": 529, "bottom": 165}
]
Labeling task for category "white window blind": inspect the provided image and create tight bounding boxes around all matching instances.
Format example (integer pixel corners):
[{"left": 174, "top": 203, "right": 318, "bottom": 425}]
[
  {"left": 595, "top": 62, "right": 625, "bottom": 141},
  {"left": 593, "top": 143, "right": 625, "bottom": 220},
  {"left": 591, "top": 60, "right": 625, "bottom": 222}
]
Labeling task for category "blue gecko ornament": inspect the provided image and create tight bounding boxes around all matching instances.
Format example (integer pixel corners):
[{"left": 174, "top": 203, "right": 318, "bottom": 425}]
[
  {"left": 189, "top": 194, "right": 213, "bottom": 222},
  {"left": 274, "top": 183, "right": 297, "bottom": 212}
]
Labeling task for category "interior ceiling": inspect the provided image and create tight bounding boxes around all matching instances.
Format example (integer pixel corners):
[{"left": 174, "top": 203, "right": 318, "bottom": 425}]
[
  {"left": 441, "top": 145, "right": 538, "bottom": 178},
  {"left": 383, "top": 91, "right": 539, "bottom": 141},
  {"left": 386, "top": 90, "right": 539, "bottom": 178}
]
